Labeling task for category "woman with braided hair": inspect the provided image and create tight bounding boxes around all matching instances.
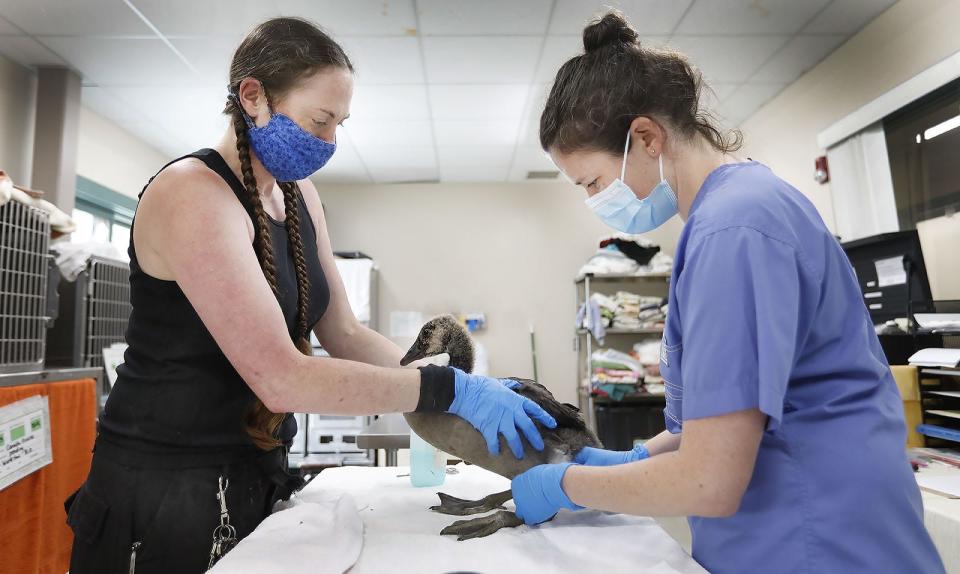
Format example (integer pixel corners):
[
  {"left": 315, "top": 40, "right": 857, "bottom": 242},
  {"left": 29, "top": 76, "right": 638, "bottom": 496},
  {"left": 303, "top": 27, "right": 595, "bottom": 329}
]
[{"left": 65, "top": 18, "right": 554, "bottom": 574}]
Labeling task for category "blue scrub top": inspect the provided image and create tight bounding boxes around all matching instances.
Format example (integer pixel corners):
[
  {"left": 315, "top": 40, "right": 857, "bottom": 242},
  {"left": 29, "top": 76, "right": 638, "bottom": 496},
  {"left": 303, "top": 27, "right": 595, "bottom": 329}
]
[{"left": 660, "top": 161, "right": 943, "bottom": 573}]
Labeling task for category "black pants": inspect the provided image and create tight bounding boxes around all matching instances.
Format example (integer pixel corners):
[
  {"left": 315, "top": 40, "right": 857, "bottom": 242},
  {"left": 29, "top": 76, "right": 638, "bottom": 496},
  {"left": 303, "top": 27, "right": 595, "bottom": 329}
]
[{"left": 66, "top": 450, "right": 288, "bottom": 574}]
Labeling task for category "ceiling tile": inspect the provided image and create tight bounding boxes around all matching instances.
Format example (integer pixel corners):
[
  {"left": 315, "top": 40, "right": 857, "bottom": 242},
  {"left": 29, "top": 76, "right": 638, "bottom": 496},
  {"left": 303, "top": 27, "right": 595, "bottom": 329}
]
[
  {"left": 166, "top": 117, "right": 229, "bottom": 151},
  {"left": 697, "top": 82, "right": 739, "bottom": 116},
  {"left": 508, "top": 146, "right": 561, "bottom": 181},
  {"left": 39, "top": 37, "right": 198, "bottom": 85},
  {"left": 439, "top": 165, "right": 510, "bottom": 182},
  {"left": 0, "top": 15, "right": 20, "bottom": 34},
  {"left": 108, "top": 85, "right": 226, "bottom": 120},
  {"left": 422, "top": 36, "right": 541, "bottom": 84},
  {"left": 534, "top": 35, "right": 579, "bottom": 83},
  {"left": 700, "top": 83, "right": 740, "bottom": 108},
  {"left": 325, "top": 129, "right": 364, "bottom": 162},
  {"left": 0, "top": 0, "right": 153, "bottom": 36},
  {"left": 417, "top": 0, "right": 553, "bottom": 35},
  {"left": 120, "top": 119, "right": 190, "bottom": 157},
  {"left": 429, "top": 84, "right": 529, "bottom": 120},
  {"left": 508, "top": 168, "right": 561, "bottom": 182},
  {"left": 345, "top": 120, "right": 433, "bottom": 148},
  {"left": 803, "top": 0, "right": 897, "bottom": 35},
  {"left": 716, "top": 83, "right": 786, "bottom": 126},
  {"left": 339, "top": 36, "right": 424, "bottom": 84},
  {"left": 512, "top": 145, "right": 558, "bottom": 170},
  {"left": 548, "top": 0, "right": 693, "bottom": 35},
  {"left": 667, "top": 35, "right": 790, "bottom": 83},
  {"left": 168, "top": 36, "right": 241, "bottom": 85},
  {"left": 274, "top": 0, "right": 417, "bottom": 36},
  {"left": 178, "top": 36, "right": 425, "bottom": 89},
  {"left": 130, "top": 0, "right": 280, "bottom": 37},
  {"left": 525, "top": 82, "right": 552, "bottom": 115},
  {"left": 107, "top": 85, "right": 229, "bottom": 151},
  {"left": 313, "top": 133, "right": 371, "bottom": 183},
  {"left": 3, "top": 0, "right": 885, "bottom": 186},
  {"left": 360, "top": 145, "right": 436, "bottom": 170},
  {"left": 81, "top": 86, "right": 142, "bottom": 123},
  {"left": 437, "top": 145, "right": 514, "bottom": 166},
  {"left": 433, "top": 120, "right": 520, "bottom": 148},
  {"left": 323, "top": 156, "right": 370, "bottom": 178},
  {"left": 349, "top": 85, "right": 430, "bottom": 120},
  {"left": 751, "top": 34, "right": 846, "bottom": 83},
  {"left": 0, "top": 36, "right": 65, "bottom": 67},
  {"left": 711, "top": 83, "right": 740, "bottom": 102},
  {"left": 535, "top": 35, "right": 670, "bottom": 82},
  {"left": 312, "top": 170, "right": 373, "bottom": 184},
  {"left": 675, "top": 0, "right": 831, "bottom": 35},
  {"left": 367, "top": 166, "right": 438, "bottom": 183},
  {"left": 328, "top": 128, "right": 360, "bottom": 154},
  {"left": 517, "top": 116, "right": 542, "bottom": 147}
]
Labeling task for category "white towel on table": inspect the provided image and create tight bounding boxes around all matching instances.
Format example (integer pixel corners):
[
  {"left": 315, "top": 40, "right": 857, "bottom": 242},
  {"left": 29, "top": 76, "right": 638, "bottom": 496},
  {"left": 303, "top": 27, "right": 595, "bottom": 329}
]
[{"left": 209, "top": 492, "right": 363, "bottom": 574}]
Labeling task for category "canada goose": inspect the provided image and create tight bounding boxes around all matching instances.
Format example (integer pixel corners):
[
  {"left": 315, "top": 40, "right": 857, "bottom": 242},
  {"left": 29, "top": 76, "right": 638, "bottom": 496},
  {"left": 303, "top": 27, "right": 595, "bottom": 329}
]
[{"left": 400, "top": 315, "right": 602, "bottom": 540}]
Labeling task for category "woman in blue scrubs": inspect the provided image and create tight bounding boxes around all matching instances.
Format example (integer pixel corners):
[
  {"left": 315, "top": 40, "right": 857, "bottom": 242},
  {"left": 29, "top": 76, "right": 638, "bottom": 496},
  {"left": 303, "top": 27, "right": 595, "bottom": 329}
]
[{"left": 510, "top": 12, "right": 945, "bottom": 573}]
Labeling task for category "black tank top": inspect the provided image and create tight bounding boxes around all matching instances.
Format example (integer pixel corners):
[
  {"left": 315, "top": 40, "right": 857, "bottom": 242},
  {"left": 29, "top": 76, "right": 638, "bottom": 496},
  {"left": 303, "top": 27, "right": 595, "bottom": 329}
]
[{"left": 97, "top": 148, "right": 330, "bottom": 468}]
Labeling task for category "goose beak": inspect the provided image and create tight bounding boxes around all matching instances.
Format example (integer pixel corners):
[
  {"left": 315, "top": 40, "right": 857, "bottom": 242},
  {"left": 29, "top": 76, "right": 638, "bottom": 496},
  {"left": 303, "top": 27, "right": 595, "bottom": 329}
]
[{"left": 400, "top": 348, "right": 423, "bottom": 367}]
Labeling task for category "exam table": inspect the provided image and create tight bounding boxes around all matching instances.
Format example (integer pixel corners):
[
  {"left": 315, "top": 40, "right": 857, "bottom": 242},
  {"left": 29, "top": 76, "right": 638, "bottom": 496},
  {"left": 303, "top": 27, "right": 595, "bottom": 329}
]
[{"left": 210, "top": 463, "right": 706, "bottom": 573}]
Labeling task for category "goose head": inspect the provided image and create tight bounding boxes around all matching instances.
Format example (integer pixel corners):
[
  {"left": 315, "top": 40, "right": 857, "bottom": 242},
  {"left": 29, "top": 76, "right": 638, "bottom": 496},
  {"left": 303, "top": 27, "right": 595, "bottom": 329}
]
[{"left": 400, "top": 315, "right": 475, "bottom": 373}]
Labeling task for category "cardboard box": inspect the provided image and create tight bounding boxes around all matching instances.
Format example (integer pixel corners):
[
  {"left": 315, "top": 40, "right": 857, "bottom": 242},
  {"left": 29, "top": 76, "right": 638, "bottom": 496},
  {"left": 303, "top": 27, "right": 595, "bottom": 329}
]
[
  {"left": 903, "top": 399, "right": 924, "bottom": 448},
  {"left": 891, "top": 365, "right": 920, "bottom": 401}
]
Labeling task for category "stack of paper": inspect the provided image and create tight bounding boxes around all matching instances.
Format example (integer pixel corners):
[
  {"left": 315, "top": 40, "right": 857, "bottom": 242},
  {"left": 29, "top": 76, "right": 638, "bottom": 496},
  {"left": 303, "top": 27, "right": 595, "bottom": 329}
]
[{"left": 908, "top": 348, "right": 960, "bottom": 368}]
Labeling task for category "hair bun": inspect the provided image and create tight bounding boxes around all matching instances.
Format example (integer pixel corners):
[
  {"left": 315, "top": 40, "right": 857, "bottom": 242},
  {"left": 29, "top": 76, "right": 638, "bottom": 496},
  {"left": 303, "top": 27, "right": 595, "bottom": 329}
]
[{"left": 583, "top": 11, "right": 639, "bottom": 53}]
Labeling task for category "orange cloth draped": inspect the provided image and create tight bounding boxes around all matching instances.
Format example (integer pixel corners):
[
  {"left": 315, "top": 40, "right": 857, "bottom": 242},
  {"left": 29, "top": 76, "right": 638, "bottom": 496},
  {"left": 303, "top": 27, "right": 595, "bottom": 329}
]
[{"left": 0, "top": 378, "right": 97, "bottom": 574}]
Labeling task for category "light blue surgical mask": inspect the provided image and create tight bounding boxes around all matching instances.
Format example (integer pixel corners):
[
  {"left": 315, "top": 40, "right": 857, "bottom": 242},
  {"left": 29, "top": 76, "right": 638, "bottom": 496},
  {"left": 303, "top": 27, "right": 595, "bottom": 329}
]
[
  {"left": 584, "top": 131, "right": 679, "bottom": 233},
  {"left": 232, "top": 89, "right": 336, "bottom": 182}
]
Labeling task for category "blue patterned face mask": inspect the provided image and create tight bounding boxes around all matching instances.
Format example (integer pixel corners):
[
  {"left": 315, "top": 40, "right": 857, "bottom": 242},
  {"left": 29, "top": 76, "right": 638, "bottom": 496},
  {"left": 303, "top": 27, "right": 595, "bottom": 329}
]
[
  {"left": 584, "top": 130, "right": 678, "bottom": 233},
  {"left": 232, "top": 88, "right": 336, "bottom": 182}
]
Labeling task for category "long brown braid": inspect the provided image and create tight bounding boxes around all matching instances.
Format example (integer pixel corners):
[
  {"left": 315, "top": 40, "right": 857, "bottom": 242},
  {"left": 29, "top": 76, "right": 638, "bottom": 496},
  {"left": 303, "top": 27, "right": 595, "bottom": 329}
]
[
  {"left": 223, "top": 17, "right": 352, "bottom": 450},
  {"left": 279, "top": 179, "right": 314, "bottom": 357},
  {"left": 230, "top": 111, "right": 305, "bottom": 450}
]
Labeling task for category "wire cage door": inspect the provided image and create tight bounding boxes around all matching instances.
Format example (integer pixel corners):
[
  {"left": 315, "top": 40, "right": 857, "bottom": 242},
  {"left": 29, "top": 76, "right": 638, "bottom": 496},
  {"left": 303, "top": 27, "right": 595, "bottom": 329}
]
[
  {"left": 0, "top": 200, "right": 51, "bottom": 374},
  {"left": 83, "top": 257, "right": 131, "bottom": 368}
]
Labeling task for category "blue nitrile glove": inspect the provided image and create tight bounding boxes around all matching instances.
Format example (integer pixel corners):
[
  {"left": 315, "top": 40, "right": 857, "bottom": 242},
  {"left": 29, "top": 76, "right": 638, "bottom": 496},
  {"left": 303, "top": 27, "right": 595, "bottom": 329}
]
[
  {"left": 502, "top": 378, "right": 522, "bottom": 390},
  {"left": 574, "top": 444, "right": 650, "bottom": 466},
  {"left": 511, "top": 462, "right": 583, "bottom": 525},
  {"left": 447, "top": 368, "right": 556, "bottom": 459}
]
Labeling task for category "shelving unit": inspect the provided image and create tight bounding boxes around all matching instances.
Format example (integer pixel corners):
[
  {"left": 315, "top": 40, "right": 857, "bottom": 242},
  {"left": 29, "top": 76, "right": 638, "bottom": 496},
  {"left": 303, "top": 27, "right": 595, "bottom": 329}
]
[
  {"left": 575, "top": 272, "right": 669, "bottom": 443},
  {"left": 916, "top": 342, "right": 960, "bottom": 447}
]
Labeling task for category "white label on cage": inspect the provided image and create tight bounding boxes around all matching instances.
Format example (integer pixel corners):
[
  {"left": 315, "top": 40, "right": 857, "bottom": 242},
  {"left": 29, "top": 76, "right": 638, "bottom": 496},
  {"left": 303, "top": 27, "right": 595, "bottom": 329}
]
[
  {"left": 102, "top": 344, "right": 127, "bottom": 390},
  {"left": 875, "top": 257, "right": 907, "bottom": 288},
  {"left": 864, "top": 291, "right": 882, "bottom": 299},
  {"left": 866, "top": 281, "right": 877, "bottom": 288},
  {"left": 0, "top": 395, "right": 52, "bottom": 492},
  {"left": 869, "top": 303, "right": 883, "bottom": 310}
]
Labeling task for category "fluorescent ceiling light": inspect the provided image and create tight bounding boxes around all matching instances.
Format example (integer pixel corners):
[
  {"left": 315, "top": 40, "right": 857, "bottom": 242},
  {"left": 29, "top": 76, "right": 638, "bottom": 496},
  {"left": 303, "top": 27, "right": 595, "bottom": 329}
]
[{"left": 924, "top": 114, "right": 960, "bottom": 141}]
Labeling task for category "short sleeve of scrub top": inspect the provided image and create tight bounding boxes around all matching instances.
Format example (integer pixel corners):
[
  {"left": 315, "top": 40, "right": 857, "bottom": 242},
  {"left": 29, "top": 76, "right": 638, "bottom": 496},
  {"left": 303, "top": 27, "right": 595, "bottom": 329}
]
[{"left": 673, "top": 226, "right": 811, "bottom": 430}]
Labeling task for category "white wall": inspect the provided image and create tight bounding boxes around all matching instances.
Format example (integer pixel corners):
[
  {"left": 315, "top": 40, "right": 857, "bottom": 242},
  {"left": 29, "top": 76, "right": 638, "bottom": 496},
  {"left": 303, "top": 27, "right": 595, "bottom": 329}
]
[
  {"left": 0, "top": 52, "right": 170, "bottom": 201},
  {"left": 739, "top": 0, "right": 960, "bottom": 234},
  {"left": 76, "top": 105, "right": 170, "bottom": 199},
  {"left": 318, "top": 181, "right": 683, "bottom": 404},
  {"left": 0, "top": 53, "right": 37, "bottom": 186}
]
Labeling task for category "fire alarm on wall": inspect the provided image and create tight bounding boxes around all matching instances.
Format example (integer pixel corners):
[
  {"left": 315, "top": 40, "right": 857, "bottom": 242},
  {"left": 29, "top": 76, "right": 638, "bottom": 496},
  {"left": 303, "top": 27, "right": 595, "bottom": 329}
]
[{"left": 814, "top": 155, "right": 829, "bottom": 184}]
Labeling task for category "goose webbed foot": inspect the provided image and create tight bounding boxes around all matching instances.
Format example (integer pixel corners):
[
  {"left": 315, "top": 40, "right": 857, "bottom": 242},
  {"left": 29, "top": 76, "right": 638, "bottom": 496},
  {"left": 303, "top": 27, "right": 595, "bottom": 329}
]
[
  {"left": 430, "top": 489, "right": 513, "bottom": 516},
  {"left": 440, "top": 510, "right": 524, "bottom": 541}
]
